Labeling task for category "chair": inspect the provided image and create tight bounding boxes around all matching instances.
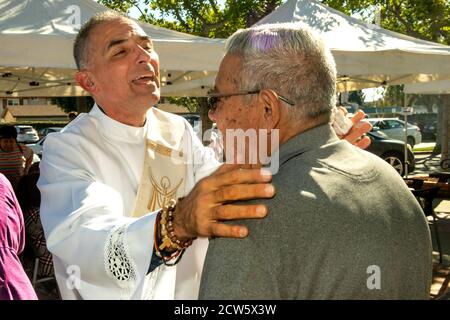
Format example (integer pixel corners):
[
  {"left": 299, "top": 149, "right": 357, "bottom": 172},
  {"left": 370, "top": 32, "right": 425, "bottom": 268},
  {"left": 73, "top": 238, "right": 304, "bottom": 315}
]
[
  {"left": 412, "top": 186, "right": 443, "bottom": 263},
  {"left": 32, "top": 257, "right": 55, "bottom": 288},
  {"left": 31, "top": 257, "right": 61, "bottom": 299}
]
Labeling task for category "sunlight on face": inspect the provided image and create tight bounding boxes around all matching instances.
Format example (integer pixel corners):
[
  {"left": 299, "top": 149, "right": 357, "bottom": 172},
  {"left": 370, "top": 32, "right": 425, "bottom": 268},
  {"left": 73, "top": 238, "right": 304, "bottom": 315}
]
[{"left": 86, "top": 18, "right": 161, "bottom": 112}]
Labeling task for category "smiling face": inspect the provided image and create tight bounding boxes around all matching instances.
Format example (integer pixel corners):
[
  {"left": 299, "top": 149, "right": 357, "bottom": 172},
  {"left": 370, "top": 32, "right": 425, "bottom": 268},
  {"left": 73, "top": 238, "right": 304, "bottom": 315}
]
[
  {"left": 76, "top": 18, "right": 160, "bottom": 125},
  {"left": 0, "top": 137, "right": 16, "bottom": 152}
]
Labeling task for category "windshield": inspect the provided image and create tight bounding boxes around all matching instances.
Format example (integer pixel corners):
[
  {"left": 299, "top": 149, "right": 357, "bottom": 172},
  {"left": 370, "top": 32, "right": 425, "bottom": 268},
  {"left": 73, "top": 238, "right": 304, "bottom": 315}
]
[{"left": 19, "top": 127, "right": 34, "bottom": 134}]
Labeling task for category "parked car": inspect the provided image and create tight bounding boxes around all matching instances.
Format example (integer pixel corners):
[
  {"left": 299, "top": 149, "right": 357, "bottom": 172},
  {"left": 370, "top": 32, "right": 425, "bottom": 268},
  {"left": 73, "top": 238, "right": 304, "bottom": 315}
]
[
  {"left": 15, "top": 125, "right": 39, "bottom": 144},
  {"left": 422, "top": 121, "right": 437, "bottom": 140},
  {"left": 27, "top": 137, "right": 46, "bottom": 158},
  {"left": 366, "top": 131, "right": 415, "bottom": 176},
  {"left": 367, "top": 118, "right": 422, "bottom": 147},
  {"left": 39, "top": 126, "right": 63, "bottom": 138}
]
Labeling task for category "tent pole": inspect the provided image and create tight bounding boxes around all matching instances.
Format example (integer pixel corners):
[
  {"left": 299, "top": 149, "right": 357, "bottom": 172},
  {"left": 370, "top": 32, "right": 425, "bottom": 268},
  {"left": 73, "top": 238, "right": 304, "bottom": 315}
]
[
  {"left": 404, "top": 92, "right": 408, "bottom": 178},
  {"left": 441, "top": 95, "right": 450, "bottom": 165}
]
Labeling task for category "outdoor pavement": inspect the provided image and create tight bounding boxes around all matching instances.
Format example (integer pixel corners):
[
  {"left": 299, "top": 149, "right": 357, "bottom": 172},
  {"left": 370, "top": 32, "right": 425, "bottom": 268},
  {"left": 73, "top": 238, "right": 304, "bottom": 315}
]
[
  {"left": 409, "top": 143, "right": 443, "bottom": 177},
  {"left": 403, "top": 142, "right": 450, "bottom": 299}
]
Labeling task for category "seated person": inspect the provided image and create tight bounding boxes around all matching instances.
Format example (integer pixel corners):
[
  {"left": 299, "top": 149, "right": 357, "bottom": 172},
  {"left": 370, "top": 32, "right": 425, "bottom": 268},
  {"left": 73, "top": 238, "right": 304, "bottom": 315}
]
[{"left": 0, "top": 126, "right": 34, "bottom": 189}]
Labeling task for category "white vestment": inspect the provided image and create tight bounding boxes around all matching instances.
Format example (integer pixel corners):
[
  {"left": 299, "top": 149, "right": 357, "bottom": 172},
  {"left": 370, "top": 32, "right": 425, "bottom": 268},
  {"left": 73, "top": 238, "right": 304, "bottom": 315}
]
[{"left": 38, "top": 104, "right": 219, "bottom": 299}]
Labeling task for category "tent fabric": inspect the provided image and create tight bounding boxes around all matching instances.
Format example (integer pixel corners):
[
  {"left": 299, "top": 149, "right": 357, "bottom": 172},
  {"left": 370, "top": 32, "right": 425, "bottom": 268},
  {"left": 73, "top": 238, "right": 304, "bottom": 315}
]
[
  {"left": 404, "top": 81, "right": 450, "bottom": 94},
  {"left": 2, "top": 0, "right": 450, "bottom": 97},
  {"left": 254, "top": 0, "right": 450, "bottom": 92},
  {"left": 0, "top": 0, "right": 224, "bottom": 97}
]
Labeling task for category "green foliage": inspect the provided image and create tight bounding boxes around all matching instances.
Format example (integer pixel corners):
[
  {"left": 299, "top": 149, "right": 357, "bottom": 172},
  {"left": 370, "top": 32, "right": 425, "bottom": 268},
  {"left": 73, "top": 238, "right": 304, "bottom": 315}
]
[
  {"left": 99, "top": 0, "right": 283, "bottom": 38},
  {"left": 319, "top": 1, "right": 449, "bottom": 108},
  {"left": 98, "top": 0, "right": 449, "bottom": 131},
  {"left": 51, "top": 97, "right": 77, "bottom": 113},
  {"left": 97, "top": 0, "right": 136, "bottom": 14},
  {"left": 383, "top": 85, "right": 404, "bottom": 107},
  {"left": 52, "top": 97, "right": 95, "bottom": 113},
  {"left": 166, "top": 97, "right": 199, "bottom": 113},
  {"left": 320, "top": 0, "right": 449, "bottom": 44}
]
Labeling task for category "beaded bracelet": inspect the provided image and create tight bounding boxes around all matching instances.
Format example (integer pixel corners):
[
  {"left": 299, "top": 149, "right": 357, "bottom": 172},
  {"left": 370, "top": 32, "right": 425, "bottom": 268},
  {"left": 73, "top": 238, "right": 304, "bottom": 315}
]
[
  {"left": 153, "top": 210, "right": 183, "bottom": 266},
  {"left": 153, "top": 199, "right": 194, "bottom": 266},
  {"left": 166, "top": 199, "right": 195, "bottom": 249}
]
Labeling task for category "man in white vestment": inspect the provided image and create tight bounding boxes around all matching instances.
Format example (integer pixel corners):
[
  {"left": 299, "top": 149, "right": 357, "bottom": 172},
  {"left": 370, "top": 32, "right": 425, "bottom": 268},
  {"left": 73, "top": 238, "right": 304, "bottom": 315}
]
[{"left": 39, "top": 11, "right": 370, "bottom": 300}]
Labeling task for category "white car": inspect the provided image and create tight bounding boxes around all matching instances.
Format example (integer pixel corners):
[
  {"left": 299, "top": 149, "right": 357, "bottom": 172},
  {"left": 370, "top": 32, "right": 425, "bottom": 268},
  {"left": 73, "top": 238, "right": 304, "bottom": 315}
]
[
  {"left": 28, "top": 137, "right": 46, "bottom": 157},
  {"left": 15, "top": 125, "right": 39, "bottom": 143},
  {"left": 39, "top": 126, "right": 63, "bottom": 138},
  {"left": 367, "top": 118, "right": 422, "bottom": 147}
]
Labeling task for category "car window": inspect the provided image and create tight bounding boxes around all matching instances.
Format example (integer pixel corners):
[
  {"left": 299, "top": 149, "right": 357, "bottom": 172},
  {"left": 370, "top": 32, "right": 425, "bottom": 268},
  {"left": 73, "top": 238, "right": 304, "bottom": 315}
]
[
  {"left": 377, "top": 121, "right": 390, "bottom": 130},
  {"left": 386, "top": 120, "right": 403, "bottom": 129},
  {"left": 18, "top": 127, "right": 34, "bottom": 134}
]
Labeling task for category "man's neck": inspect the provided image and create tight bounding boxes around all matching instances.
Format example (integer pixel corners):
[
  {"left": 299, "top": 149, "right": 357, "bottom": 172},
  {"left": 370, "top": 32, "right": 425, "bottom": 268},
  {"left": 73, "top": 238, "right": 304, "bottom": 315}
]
[
  {"left": 97, "top": 104, "right": 148, "bottom": 127},
  {"left": 279, "top": 115, "right": 329, "bottom": 146}
]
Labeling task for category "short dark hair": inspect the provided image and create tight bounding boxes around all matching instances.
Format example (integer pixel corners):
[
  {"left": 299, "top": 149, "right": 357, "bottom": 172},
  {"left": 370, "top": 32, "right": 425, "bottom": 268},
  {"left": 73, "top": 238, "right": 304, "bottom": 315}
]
[
  {"left": 0, "top": 125, "right": 17, "bottom": 139},
  {"left": 73, "top": 11, "right": 129, "bottom": 69}
]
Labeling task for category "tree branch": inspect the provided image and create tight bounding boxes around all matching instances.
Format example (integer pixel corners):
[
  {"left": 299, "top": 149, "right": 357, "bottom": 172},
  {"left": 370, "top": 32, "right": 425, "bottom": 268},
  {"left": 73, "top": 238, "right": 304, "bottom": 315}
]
[
  {"left": 209, "top": 0, "right": 219, "bottom": 16},
  {"left": 172, "top": 6, "right": 191, "bottom": 32},
  {"left": 386, "top": 1, "right": 422, "bottom": 39},
  {"left": 202, "top": 20, "right": 227, "bottom": 35},
  {"left": 183, "top": 0, "right": 208, "bottom": 25},
  {"left": 131, "top": 1, "right": 150, "bottom": 23},
  {"left": 245, "top": 0, "right": 280, "bottom": 27}
]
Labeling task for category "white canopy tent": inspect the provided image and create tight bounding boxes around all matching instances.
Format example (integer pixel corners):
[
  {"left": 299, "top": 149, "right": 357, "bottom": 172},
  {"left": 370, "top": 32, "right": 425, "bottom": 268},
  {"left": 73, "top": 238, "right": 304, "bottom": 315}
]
[
  {"left": 0, "top": 0, "right": 224, "bottom": 97},
  {"left": 2, "top": 0, "right": 449, "bottom": 98},
  {"left": 254, "top": 0, "right": 450, "bottom": 92},
  {"left": 405, "top": 81, "right": 450, "bottom": 95}
]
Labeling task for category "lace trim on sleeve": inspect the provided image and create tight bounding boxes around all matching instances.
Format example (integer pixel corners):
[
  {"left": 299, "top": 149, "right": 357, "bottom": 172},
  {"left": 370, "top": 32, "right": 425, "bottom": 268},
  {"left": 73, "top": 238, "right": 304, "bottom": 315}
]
[{"left": 105, "top": 224, "right": 137, "bottom": 289}]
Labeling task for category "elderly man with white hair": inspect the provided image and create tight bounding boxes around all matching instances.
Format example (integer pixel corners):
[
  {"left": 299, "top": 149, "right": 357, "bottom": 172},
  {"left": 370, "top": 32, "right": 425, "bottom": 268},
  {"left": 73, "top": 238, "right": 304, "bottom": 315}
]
[{"left": 200, "top": 23, "right": 432, "bottom": 299}]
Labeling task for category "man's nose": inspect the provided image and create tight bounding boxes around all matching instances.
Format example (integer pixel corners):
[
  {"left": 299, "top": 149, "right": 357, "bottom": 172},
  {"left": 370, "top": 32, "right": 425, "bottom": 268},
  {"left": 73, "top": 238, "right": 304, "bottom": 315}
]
[{"left": 136, "top": 45, "right": 151, "bottom": 64}]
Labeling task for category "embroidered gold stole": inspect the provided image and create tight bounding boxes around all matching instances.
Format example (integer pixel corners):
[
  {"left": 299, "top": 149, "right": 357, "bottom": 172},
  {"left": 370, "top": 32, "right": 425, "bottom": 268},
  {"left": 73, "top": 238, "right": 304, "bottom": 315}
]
[{"left": 131, "top": 108, "right": 187, "bottom": 217}]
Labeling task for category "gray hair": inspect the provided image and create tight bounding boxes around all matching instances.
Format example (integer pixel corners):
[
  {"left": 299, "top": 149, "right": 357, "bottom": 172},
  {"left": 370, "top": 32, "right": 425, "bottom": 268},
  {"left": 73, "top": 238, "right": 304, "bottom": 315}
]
[
  {"left": 73, "top": 11, "right": 130, "bottom": 70},
  {"left": 225, "top": 22, "right": 336, "bottom": 121}
]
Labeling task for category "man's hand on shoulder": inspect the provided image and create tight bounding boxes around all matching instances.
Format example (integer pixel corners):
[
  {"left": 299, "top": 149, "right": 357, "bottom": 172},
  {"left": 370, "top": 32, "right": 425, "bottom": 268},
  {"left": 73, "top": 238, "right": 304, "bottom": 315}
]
[{"left": 173, "top": 164, "right": 275, "bottom": 240}]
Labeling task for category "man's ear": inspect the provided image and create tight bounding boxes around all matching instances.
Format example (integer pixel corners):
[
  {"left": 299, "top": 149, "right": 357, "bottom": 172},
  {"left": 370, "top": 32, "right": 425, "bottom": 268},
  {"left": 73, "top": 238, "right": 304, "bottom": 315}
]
[
  {"left": 75, "top": 71, "right": 97, "bottom": 94},
  {"left": 259, "top": 89, "right": 281, "bottom": 130}
]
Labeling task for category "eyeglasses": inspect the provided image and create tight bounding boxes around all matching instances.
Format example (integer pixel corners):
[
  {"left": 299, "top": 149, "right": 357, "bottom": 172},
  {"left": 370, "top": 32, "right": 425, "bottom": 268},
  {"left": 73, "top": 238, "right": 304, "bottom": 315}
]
[{"left": 206, "top": 89, "right": 295, "bottom": 111}]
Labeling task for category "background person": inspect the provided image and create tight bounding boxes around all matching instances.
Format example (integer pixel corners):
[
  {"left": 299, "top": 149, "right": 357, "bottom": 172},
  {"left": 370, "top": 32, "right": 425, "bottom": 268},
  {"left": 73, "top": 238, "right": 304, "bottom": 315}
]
[{"left": 0, "top": 125, "right": 34, "bottom": 190}]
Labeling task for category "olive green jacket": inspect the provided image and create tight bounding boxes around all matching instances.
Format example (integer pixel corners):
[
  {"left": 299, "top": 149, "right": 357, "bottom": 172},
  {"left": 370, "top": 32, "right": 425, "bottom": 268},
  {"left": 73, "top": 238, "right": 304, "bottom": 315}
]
[{"left": 199, "top": 124, "right": 432, "bottom": 300}]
